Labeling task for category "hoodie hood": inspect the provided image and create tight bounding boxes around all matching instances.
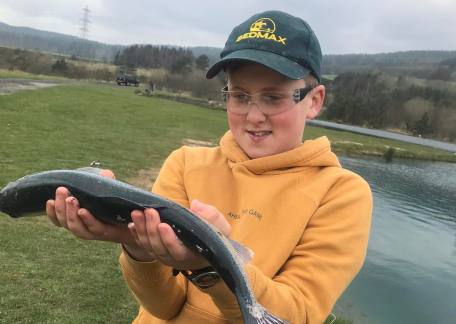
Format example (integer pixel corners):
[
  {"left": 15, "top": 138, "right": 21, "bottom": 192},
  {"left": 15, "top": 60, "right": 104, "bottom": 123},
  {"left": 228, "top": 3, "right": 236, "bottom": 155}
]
[{"left": 220, "top": 131, "right": 340, "bottom": 175}]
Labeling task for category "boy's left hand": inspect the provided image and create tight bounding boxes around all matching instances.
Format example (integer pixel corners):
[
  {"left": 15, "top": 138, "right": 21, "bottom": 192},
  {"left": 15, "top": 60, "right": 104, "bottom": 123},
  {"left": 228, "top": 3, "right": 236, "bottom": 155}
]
[{"left": 127, "top": 199, "right": 231, "bottom": 270}]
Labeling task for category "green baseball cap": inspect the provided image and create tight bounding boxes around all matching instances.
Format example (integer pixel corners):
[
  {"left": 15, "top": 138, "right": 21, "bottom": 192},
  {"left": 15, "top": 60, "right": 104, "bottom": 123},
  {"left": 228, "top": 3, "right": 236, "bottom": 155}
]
[{"left": 206, "top": 10, "right": 322, "bottom": 82}]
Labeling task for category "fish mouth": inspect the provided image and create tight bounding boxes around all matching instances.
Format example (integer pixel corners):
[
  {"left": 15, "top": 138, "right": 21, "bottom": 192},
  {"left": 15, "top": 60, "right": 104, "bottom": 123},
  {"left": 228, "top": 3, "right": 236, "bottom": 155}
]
[
  {"left": 0, "top": 186, "right": 7, "bottom": 212},
  {"left": 0, "top": 189, "right": 11, "bottom": 215}
]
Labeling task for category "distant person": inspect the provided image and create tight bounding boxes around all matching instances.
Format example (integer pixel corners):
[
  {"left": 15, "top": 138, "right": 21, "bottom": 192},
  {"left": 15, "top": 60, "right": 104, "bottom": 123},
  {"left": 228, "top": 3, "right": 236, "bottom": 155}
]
[{"left": 46, "top": 10, "right": 372, "bottom": 323}]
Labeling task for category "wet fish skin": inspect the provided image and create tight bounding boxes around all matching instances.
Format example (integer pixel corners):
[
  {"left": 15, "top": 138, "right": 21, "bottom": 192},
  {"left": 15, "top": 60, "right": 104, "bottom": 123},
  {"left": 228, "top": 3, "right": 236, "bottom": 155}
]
[{"left": 0, "top": 169, "right": 287, "bottom": 324}]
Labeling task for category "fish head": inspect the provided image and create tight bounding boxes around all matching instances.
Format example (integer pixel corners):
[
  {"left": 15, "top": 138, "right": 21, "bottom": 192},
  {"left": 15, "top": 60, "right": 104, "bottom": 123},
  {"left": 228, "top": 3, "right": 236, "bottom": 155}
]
[
  {"left": 0, "top": 178, "right": 56, "bottom": 218},
  {"left": 0, "top": 181, "right": 18, "bottom": 216}
]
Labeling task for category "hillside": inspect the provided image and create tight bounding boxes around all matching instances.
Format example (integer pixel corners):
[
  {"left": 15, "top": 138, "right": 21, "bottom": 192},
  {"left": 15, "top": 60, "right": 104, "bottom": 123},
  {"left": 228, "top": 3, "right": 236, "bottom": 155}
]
[
  {"left": 2, "top": 21, "right": 456, "bottom": 75},
  {"left": 0, "top": 21, "right": 124, "bottom": 61},
  {"left": 323, "top": 51, "right": 456, "bottom": 76}
]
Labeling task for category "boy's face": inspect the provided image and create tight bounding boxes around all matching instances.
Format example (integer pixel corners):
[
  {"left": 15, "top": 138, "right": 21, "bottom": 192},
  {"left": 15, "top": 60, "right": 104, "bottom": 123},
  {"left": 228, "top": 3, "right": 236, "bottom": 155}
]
[{"left": 226, "top": 63, "right": 324, "bottom": 159}]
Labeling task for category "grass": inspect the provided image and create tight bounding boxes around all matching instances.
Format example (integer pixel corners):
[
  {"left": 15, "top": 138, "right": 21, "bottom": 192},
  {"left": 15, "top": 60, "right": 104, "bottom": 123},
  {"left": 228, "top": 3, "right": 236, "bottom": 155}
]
[
  {"left": 322, "top": 74, "right": 338, "bottom": 81},
  {"left": 0, "top": 83, "right": 454, "bottom": 323},
  {"left": 323, "top": 313, "right": 353, "bottom": 324},
  {"left": 0, "top": 217, "right": 136, "bottom": 323},
  {"left": 0, "top": 84, "right": 227, "bottom": 186}
]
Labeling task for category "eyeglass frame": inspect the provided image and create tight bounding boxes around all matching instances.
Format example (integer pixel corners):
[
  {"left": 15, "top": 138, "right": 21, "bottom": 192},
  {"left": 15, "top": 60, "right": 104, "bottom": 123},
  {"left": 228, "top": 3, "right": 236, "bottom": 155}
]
[{"left": 220, "top": 85, "right": 316, "bottom": 116}]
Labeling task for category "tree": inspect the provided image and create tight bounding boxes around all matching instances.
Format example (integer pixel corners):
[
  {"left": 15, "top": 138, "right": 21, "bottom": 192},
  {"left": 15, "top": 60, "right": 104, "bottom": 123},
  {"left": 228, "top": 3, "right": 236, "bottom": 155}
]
[
  {"left": 114, "top": 45, "right": 195, "bottom": 71},
  {"left": 51, "top": 58, "right": 68, "bottom": 75},
  {"left": 195, "top": 54, "right": 209, "bottom": 70},
  {"left": 6, "top": 49, "right": 29, "bottom": 70},
  {"left": 170, "top": 56, "right": 193, "bottom": 74},
  {"left": 413, "top": 112, "right": 433, "bottom": 136},
  {"left": 430, "top": 66, "right": 452, "bottom": 81}
]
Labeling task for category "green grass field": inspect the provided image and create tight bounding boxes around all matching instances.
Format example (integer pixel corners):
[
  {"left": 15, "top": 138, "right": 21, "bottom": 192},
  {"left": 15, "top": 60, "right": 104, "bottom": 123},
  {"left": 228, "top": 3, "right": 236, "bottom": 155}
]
[{"left": 0, "top": 83, "right": 454, "bottom": 323}]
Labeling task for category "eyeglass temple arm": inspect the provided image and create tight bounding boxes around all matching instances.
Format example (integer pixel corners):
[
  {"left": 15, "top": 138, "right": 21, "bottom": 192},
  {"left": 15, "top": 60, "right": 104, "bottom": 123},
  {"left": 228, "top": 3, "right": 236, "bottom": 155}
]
[{"left": 296, "top": 86, "right": 316, "bottom": 102}]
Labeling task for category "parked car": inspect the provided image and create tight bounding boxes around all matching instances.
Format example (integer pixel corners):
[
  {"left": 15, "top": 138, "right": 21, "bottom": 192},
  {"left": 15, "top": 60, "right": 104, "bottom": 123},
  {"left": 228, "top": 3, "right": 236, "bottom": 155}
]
[{"left": 116, "top": 75, "right": 139, "bottom": 86}]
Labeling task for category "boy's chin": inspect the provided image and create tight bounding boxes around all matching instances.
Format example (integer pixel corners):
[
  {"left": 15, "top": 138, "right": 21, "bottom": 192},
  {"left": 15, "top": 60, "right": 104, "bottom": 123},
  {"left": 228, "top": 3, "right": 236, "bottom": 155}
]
[{"left": 242, "top": 145, "right": 275, "bottom": 159}]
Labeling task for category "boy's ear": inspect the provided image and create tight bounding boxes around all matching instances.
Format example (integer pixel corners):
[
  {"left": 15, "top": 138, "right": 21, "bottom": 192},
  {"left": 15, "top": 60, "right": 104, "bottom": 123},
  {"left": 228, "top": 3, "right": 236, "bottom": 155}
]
[{"left": 305, "top": 85, "right": 325, "bottom": 120}]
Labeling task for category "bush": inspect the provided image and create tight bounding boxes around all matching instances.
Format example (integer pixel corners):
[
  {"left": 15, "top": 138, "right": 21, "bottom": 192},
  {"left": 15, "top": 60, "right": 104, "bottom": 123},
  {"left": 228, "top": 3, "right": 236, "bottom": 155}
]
[
  {"left": 51, "top": 59, "right": 69, "bottom": 75},
  {"left": 155, "top": 70, "right": 223, "bottom": 100}
]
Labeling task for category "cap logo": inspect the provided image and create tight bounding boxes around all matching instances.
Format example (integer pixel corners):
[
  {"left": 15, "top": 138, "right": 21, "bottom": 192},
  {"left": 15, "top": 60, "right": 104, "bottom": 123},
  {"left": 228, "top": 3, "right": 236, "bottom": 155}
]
[
  {"left": 236, "top": 18, "right": 287, "bottom": 45},
  {"left": 250, "top": 18, "right": 275, "bottom": 33}
]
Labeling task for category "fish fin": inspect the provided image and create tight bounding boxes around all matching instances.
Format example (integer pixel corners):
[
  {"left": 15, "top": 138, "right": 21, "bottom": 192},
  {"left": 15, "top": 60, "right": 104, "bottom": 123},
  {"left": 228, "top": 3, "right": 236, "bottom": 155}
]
[
  {"left": 248, "top": 304, "right": 289, "bottom": 324},
  {"left": 76, "top": 167, "right": 104, "bottom": 175},
  {"left": 229, "top": 238, "right": 254, "bottom": 264}
]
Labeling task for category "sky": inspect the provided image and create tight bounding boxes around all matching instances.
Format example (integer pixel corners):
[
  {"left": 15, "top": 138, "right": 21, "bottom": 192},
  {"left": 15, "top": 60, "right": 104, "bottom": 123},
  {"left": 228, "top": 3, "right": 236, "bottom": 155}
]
[{"left": 1, "top": 0, "right": 455, "bottom": 55}]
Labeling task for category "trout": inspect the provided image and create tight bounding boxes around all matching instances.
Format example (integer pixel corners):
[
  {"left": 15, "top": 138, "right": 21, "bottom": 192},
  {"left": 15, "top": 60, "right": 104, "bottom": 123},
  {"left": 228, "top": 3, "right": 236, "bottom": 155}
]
[{"left": 0, "top": 169, "right": 287, "bottom": 324}]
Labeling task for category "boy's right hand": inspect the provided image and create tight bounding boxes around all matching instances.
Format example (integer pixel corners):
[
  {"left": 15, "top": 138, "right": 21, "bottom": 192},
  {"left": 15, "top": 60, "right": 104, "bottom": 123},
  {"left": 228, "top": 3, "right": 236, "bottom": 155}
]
[{"left": 45, "top": 169, "right": 133, "bottom": 245}]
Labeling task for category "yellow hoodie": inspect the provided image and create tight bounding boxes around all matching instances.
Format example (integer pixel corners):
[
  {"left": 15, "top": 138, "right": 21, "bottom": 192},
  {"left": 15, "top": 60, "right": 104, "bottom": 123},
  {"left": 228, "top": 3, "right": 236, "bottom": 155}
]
[{"left": 119, "top": 131, "right": 372, "bottom": 324}]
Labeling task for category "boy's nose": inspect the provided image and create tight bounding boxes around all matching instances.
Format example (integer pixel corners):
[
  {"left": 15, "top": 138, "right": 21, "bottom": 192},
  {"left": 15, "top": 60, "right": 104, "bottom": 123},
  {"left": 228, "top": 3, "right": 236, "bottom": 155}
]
[{"left": 245, "top": 102, "right": 267, "bottom": 122}]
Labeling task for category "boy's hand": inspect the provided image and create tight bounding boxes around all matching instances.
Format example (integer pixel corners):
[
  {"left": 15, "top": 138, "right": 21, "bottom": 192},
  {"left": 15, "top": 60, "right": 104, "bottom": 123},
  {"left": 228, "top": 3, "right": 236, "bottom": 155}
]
[
  {"left": 45, "top": 169, "right": 134, "bottom": 245},
  {"left": 126, "top": 200, "right": 231, "bottom": 270}
]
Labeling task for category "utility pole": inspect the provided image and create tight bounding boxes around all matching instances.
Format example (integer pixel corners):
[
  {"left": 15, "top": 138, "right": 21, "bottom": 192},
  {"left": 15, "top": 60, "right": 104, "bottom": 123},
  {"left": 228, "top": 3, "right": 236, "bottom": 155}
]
[{"left": 80, "top": 5, "right": 90, "bottom": 39}]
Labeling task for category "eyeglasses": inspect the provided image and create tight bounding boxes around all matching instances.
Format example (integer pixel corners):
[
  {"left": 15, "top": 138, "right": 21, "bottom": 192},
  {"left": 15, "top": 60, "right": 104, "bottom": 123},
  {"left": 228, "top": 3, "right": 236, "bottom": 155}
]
[{"left": 221, "top": 85, "right": 315, "bottom": 116}]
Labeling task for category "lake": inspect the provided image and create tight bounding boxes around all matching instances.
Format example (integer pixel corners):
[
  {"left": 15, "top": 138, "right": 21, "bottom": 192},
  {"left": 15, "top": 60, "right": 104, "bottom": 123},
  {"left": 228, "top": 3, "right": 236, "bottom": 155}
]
[{"left": 334, "top": 156, "right": 456, "bottom": 324}]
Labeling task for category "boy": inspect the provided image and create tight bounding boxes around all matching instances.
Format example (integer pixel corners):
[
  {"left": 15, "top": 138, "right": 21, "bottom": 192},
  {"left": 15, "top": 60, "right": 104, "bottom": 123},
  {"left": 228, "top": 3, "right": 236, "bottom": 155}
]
[{"left": 47, "top": 10, "right": 372, "bottom": 323}]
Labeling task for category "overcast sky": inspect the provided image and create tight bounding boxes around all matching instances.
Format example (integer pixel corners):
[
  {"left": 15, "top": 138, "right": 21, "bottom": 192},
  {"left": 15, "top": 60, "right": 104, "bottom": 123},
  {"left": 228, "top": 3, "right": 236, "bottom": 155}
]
[{"left": 1, "top": 0, "right": 455, "bottom": 54}]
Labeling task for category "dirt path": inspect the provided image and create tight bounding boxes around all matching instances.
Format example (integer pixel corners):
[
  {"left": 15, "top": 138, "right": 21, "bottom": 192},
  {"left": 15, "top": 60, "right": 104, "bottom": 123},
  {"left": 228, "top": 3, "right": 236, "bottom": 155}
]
[{"left": 0, "top": 78, "right": 61, "bottom": 95}]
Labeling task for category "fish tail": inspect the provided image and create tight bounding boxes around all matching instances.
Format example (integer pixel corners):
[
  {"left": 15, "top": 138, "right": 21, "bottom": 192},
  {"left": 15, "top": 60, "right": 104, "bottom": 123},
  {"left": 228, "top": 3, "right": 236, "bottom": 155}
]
[
  {"left": 256, "top": 310, "right": 288, "bottom": 324},
  {"left": 246, "top": 304, "right": 289, "bottom": 324}
]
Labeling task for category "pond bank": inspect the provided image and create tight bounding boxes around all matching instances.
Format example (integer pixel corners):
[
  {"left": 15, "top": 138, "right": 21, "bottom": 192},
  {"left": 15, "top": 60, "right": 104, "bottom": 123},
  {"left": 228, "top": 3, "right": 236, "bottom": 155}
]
[{"left": 308, "top": 119, "right": 456, "bottom": 153}]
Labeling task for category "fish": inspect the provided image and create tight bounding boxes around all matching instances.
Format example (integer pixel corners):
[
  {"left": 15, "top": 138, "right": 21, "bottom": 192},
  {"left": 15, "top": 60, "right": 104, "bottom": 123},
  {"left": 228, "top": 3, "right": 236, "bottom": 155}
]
[{"left": 0, "top": 168, "right": 288, "bottom": 324}]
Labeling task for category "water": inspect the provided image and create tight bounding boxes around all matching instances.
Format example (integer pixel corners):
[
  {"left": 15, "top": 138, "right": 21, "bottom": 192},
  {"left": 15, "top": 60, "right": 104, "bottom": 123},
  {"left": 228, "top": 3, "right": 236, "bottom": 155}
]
[{"left": 333, "top": 156, "right": 456, "bottom": 324}]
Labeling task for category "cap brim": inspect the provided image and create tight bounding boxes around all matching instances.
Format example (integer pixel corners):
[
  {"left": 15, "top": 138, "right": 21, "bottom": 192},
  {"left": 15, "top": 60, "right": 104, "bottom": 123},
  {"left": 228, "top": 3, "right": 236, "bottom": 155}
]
[{"left": 206, "top": 49, "right": 310, "bottom": 80}]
